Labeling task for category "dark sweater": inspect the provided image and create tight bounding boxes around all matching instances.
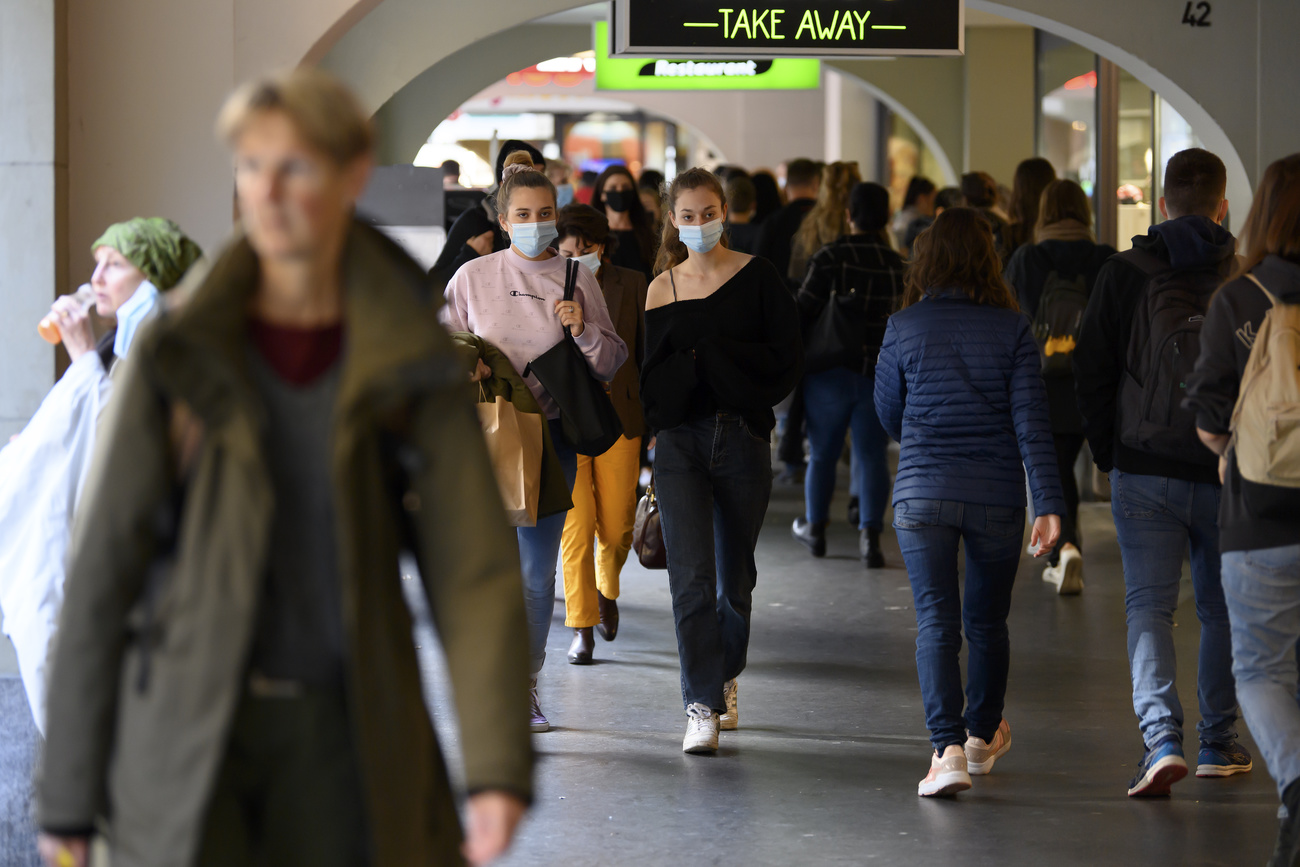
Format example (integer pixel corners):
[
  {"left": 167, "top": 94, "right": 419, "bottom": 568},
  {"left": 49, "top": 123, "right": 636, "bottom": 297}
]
[
  {"left": 755, "top": 198, "right": 816, "bottom": 289},
  {"left": 1004, "top": 238, "right": 1117, "bottom": 433},
  {"left": 609, "top": 229, "right": 655, "bottom": 283},
  {"left": 796, "top": 234, "right": 905, "bottom": 376},
  {"left": 641, "top": 257, "right": 802, "bottom": 436},
  {"left": 1074, "top": 216, "right": 1236, "bottom": 483},
  {"left": 1185, "top": 255, "right": 1300, "bottom": 552}
]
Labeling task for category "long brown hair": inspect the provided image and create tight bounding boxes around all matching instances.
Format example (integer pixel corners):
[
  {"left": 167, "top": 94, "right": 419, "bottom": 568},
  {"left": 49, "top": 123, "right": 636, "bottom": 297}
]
[
  {"left": 1232, "top": 153, "right": 1300, "bottom": 281},
  {"left": 792, "top": 161, "right": 862, "bottom": 263},
  {"left": 903, "top": 208, "right": 1019, "bottom": 310},
  {"left": 654, "top": 168, "right": 729, "bottom": 275},
  {"left": 1007, "top": 157, "right": 1057, "bottom": 248}
]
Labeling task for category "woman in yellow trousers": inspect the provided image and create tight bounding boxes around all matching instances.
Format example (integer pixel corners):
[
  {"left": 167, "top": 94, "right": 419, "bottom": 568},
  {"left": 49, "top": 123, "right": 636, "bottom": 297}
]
[{"left": 557, "top": 204, "right": 649, "bottom": 664}]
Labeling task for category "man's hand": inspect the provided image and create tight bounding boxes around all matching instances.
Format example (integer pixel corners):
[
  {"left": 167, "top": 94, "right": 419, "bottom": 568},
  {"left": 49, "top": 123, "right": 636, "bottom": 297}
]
[
  {"left": 462, "top": 791, "right": 526, "bottom": 866},
  {"left": 1030, "top": 514, "right": 1062, "bottom": 558},
  {"left": 37, "top": 834, "right": 88, "bottom": 867},
  {"left": 467, "top": 231, "right": 495, "bottom": 258}
]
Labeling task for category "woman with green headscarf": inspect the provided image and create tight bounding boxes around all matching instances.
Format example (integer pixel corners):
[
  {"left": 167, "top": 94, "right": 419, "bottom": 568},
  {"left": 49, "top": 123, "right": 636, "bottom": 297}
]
[{"left": 0, "top": 217, "right": 201, "bottom": 735}]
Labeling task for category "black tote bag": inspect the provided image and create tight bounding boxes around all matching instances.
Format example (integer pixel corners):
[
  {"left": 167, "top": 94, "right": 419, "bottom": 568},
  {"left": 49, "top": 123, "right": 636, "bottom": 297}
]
[{"left": 524, "top": 260, "right": 625, "bottom": 456}]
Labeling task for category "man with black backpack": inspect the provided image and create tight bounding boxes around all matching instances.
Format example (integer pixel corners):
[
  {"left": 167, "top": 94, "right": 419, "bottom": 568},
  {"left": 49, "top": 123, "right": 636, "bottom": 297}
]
[{"left": 1075, "top": 148, "right": 1251, "bottom": 798}]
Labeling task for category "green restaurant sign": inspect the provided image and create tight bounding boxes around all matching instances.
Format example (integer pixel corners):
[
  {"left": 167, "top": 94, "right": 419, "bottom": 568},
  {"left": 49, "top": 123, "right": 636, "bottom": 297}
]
[
  {"left": 595, "top": 21, "right": 821, "bottom": 90},
  {"left": 610, "top": 0, "right": 964, "bottom": 58}
]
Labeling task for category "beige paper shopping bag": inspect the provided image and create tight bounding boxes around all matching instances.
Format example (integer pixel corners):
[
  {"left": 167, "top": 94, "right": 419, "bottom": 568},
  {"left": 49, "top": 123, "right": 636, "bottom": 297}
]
[{"left": 477, "top": 395, "right": 544, "bottom": 527}]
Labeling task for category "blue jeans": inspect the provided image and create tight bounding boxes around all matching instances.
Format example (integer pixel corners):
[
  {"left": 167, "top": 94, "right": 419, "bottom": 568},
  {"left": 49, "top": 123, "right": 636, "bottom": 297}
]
[
  {"left": 802, "top": 368, "right": 891, "bottom": 530},
  {"left": 517, "top": 420, "right": 578, "bottom": 674},
  {"left": 1110, "top": 470, "right": 1238, "bottom": 748},
  {"left": 894, "top": 499, "right": 1025, "bottom": 751},
  {"left": 1222, "top": 546, "right": 1300, "bottom": 797},
  {"left": 655, "top": 414, "right": 773, "bottom": 712}
]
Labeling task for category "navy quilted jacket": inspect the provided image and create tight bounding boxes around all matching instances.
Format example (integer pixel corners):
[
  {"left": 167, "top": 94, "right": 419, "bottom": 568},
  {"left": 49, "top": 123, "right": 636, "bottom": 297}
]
[{"left": 874, "top": 290, "right": 1066, "bottom": 516}]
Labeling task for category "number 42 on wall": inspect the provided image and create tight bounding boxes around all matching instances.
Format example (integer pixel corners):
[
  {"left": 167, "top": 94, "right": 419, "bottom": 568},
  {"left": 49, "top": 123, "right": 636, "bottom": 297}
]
[{"left": 1182, "top": 1, "right": 1211, "bottom": 27}]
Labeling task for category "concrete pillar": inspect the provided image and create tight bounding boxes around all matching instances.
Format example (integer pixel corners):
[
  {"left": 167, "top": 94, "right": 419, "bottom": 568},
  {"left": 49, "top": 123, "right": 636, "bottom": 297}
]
[
  {"left": 0, "top": 0, "right": 65, "bottom": 441},
  {"left": 964, "top": 26, "right": 1037, "bottom": 185}
]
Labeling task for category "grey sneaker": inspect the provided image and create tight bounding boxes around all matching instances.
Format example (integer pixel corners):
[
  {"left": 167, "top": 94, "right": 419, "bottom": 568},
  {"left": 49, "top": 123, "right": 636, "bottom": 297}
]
[
  {"left": 720, "top": 679, "right": 739, "bottom": 731},
  {"left": 683, "top": 702, "right": 719, "bottom": 754},
  {"left": 529, "top": 677, "right": 549, "bottom": 733}
]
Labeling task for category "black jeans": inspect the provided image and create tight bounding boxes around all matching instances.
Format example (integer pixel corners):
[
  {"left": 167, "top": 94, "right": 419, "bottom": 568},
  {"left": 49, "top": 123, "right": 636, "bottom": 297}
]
[
  {"left": 655, "top": 414, "right": 774, "bottom": 712},
  {"left": 1050, "top": 433, "right": 1085, "bottom": 565}
]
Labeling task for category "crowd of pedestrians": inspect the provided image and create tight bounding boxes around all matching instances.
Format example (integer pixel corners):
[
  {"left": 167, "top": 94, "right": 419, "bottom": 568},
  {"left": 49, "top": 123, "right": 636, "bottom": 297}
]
[{"left": 2, "top": 66, "right": 1299, "bottom": 867}]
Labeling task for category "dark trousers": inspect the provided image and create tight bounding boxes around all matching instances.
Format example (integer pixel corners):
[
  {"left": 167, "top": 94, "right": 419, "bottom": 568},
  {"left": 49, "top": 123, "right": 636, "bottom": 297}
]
[
  {"left": 655, "top": 414, "right": 773, "bottom": 712},
  {"left": 894, "top": 499, "right": 1025, "bottom": 752},
  {"left": 197, "top": 685, "right": 369, "bottom": 867},
  {"left": 777, "top": 383, "right": 806, "bottom": 468},
  {"left": 1050, "top": 433, "right": 1085, "bottom": 565}
]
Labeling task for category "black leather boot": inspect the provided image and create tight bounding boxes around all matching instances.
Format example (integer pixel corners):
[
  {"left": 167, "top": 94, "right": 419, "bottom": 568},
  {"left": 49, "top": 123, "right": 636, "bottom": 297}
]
[
  {"left": 596, "top": 591, "right": 619, "bottom": 641},
  {"left": 567, "top": 627, "right": 594, "bottom": 665},
  {"left": 860, "top": 527, "right": 885, "bottom": 569},
  {"left": 791, "top": 517, "right": 827, "bottom": 557}
]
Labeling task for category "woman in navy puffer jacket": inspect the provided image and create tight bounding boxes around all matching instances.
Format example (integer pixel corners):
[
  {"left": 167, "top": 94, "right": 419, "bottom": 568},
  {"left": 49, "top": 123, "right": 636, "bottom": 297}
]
[{"left": 874, "top": 208, "right": 1066, "bottom": 798}]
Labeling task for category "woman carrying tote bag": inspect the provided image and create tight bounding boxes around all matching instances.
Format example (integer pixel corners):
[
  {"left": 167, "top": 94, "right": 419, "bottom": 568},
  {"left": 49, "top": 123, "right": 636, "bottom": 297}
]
[{"left": 442, "top": 152, "right": 627, "bottom": 733}]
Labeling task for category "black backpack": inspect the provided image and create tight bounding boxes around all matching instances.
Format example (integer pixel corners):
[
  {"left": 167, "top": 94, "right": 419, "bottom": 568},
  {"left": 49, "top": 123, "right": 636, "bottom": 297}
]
[
  {"left": 1030, "top": 250, "right": 1091, "bottom": 378},
  {"left": 803, "top": 260, "right": 900, "bottom": 376},
  {"left": 1116, "top": 248, "right": 1222, "bottom": 466}
]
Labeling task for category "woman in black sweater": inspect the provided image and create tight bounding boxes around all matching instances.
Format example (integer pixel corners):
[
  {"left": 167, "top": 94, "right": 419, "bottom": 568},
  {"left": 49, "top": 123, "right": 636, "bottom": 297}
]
[{"left": 640, "top": 168, "right": 802, "bottom": 755}]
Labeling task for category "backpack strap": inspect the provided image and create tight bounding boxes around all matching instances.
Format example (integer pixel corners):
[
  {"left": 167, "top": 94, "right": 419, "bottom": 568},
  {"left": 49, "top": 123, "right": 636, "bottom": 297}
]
[
  {"left": 1244, "top": 272, "right": 1282, "bottom": 308},
  {"left": 1112, "top": 247, "right": 1170, "bottom": 279},
  {"left": 563, "top": 258, "right": 578, "bottom": 303}
]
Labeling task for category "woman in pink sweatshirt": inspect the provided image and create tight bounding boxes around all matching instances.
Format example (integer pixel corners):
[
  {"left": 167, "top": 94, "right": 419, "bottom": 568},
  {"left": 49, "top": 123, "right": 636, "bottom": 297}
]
[{"left": 442, "top": 151, "right": 627, "bottom": 732}]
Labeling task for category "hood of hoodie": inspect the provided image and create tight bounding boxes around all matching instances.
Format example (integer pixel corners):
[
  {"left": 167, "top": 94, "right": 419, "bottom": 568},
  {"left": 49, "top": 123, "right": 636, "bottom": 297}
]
[
  {"left": 1137, "top": 214, "right": 1236, "bottom": 270},
  {"left": 1252, "top": 254, "right": 1300, "bottom": 304}
]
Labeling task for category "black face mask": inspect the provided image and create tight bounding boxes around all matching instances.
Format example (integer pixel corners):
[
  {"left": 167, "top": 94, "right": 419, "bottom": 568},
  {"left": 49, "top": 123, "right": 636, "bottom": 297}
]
[{"left": 604, "top": 189, "right": 633, "bottom": 213}]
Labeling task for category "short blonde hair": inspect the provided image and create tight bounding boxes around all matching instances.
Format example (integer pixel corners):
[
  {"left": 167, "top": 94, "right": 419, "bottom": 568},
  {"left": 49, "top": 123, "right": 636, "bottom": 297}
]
[{"left": 217, "top": 67, "right": 373, "bottom": 165}]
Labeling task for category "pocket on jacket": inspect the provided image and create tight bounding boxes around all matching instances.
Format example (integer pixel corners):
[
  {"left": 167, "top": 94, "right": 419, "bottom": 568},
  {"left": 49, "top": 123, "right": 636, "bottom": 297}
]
[
  {"left": 1114, "top": 470, "right": 1166, "bottom": 520},
  {"left": 893, "top": 499, "right": 940, "bottom": 530}
]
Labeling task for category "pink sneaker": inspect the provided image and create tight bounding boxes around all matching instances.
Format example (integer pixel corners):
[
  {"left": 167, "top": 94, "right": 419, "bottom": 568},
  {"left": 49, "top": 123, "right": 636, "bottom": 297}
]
[
  {"left": 965, "top": 719, "right": 1012, "bottom": 775},
  {"left": 918, "top": 746, "right": 972, "bottom": 797},
  {"left": 529, "top": 677, "right": 549, "bottom": 733}
]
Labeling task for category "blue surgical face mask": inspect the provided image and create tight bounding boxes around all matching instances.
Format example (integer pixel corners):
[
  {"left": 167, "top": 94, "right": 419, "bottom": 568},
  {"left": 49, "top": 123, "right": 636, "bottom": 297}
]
[
  {"left": 114, "top": 279, "right": 160, "bottom": 359},
  {"left": 556, "top": 183, "right": 576, "bottom": 209},
  {"left": 574, "top": 250, "right": 602, "bottom": 275},
  {"left": 677, "top": 218, "right": 725, "bottom": 254},
  {"left": 509, "top": 220, "right": 559, "bottom": 258}
]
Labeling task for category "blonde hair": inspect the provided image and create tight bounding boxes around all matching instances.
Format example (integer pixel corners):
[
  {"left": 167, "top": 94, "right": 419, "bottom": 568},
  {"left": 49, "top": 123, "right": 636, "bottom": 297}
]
[
  {"left": 792, "top": 161, "right": 862, "bottom": 263},
  {"left": 654, "top": 168, "right": 729, "bottom": 275},
  {"left": 217, "top": 67, "right": 373, "bottom": 165},
  {"left": 495, "top": 151, "right": 556, "bottom": 214}
]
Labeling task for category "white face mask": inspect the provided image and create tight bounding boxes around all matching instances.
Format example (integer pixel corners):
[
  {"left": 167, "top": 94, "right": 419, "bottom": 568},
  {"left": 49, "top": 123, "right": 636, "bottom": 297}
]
[
  {"left": 509, "top": 220, "right": 558, "bottom": 258},
  {"left": 574, "top": 251, "right": 602, "bottom": 275},
  {"left": 677, "top": 218, "right": 725, "bottom": 254}
]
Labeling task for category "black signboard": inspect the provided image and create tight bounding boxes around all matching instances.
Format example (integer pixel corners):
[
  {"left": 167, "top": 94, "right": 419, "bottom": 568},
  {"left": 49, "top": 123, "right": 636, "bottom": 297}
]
[{"left": 610, "top": 0, "right": 964, "bottom": 58}]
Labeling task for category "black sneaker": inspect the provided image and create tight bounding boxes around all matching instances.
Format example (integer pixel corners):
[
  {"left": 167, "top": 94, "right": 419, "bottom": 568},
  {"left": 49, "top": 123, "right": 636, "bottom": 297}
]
[
  {"left": 1269, "top": 780, "right": 1300, "bottom": 867},
  {"left": 847, "top": 496, "right": 860, "bottom": 527},
  {"left": 860, "top": 527, "right": 885, "bottom": 569},
  {"left": 791, "top": 517, "right": 826, "bottom": 557}
]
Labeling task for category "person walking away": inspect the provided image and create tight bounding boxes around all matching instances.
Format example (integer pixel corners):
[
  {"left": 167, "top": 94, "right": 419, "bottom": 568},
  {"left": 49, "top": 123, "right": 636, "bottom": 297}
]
[
  {"left": 755, "top": 157, "right": 821, "bottom": 286},
  {"left": 443, "top": 153, "right": 627, "bottom": 731},
  {"left": 962, "top": 171, "right": 1011, "bottom": 260},
  {"left": 0, "top": 218, "right": 201, "bottom": 735},
  {"left": 1004, "top": 158, "right": 1058, "bottom": 255},
  {"left": 1074, "top": 147, "right": 1250, "bottom": 797},
  {"left": 788, "top": 161, "right": 863, "bottom": 286},
  {"left": 638, "top": 169, "right": 665, "bottom": 228},
  {"left": 791, "top": 182, "right": 903, "bottom": 568},
  {"left": 592, "top": 165, "right": 657, "bottom": 282},
  {"left": 890, "top": 176, "right": 936, "bottom": 247},
  {"left": 902, "top": 187, "right": 964, "bottom": 258},
  {"left": 555, "top": 204, "right": 647, "bottom": 665},
  {"left": 1185, "top": 153, "right": 1300, "bottom": 867},
  {"left": 1004, "top": 179, "right": 1116, "bottom": 595},
  {"left": 641, "top": 168, "right": 801, "bottom": 755},
  {"left": 874, "top": 208, "right": 1065, "bottom": 798},
  {"left": 751, "top": 170, "right": 784, "bottom": 226},
  {"left": 35, "top": 68, "right": 534, "bottom": 867},
  {"left": 725, "top": 173, "right": 761, "bottom": 255}
]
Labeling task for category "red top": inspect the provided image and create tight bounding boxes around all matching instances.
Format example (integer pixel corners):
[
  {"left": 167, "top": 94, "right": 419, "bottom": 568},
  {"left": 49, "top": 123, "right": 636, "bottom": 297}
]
[{"left": 249, "top": 319, "right": 345, "bottom": 386}]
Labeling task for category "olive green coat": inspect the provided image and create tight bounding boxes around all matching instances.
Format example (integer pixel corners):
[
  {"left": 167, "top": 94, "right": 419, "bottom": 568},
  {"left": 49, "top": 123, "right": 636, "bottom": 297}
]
[
  {"left": 37, "top": 222, "right": 534, "bottom": 867},
  {"left": 450, "top": 331, "right": 574, "bottom": 519}
]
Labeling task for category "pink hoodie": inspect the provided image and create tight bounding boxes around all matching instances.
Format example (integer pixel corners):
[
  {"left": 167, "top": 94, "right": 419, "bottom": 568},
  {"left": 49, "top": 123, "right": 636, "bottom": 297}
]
[{"left": 442, "top": 249, "right": 628, "bottom": 418}]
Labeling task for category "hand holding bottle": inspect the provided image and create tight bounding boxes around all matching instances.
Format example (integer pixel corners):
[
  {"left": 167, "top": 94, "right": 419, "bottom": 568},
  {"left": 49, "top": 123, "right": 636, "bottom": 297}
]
[{"left": 39, "top": 284, "right": 97, "bottom": 361}]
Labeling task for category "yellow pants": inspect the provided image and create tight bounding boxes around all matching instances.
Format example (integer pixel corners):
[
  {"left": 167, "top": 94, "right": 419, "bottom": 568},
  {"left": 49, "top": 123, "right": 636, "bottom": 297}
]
[{"left": 560, "top": 435, "right": 642, "bottom": 628}]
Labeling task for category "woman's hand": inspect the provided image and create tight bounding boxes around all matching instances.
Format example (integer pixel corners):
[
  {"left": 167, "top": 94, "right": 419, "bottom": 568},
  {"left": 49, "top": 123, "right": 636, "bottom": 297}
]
[
  {"left": 37, "top": 834, "right": 88, "bottom": 867},
  {"left": 470, "top": 358, "right": 492, "bottom": 383},
  {"left": 467, "top": 230, "right": 495, "bottom": 257},
  {"left": 555, "top": 299, "right": 585, "bottom": 337},
  {"left": 1029, "top": 514, "right": 1062, "bottom": 558},
  {"left": 50, "top": 295, "right": 96, "bottom": 362},
  {"left": 462, "top": 790, "right": 526, "bottom": 866}
]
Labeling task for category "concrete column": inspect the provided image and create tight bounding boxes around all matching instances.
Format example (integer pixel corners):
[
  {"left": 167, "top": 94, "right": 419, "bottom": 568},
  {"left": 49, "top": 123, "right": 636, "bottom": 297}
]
[
  {"left": 0, "top": 0, "right": 65, "bottom": 441},
  {"left": 964, "top": 26, "right": 1037, "bottom": 185},
  {"left": 834, "top": 73, "right": 879, "bottom": 181}
]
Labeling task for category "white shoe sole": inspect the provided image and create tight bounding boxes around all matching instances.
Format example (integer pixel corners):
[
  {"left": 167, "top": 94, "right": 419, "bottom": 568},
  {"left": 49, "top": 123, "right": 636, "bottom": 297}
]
[
  {"left": 530, "top": 721, "right": 550, "bottom": 733},
  {"left": 1057, "top": 553, "right": 1084, "bottom": 596},
  {"left": 1196, "top": 761, "right": 1252, "bottom": 777},
  {"left": 683, "top": 738, "right": 718, "bottom": 754},
  {"left": 966, "top": 735, "right": 1012, "bottom": 775},
  {"left": 918, "top": 770, "right": 972, "bottom": 797}
]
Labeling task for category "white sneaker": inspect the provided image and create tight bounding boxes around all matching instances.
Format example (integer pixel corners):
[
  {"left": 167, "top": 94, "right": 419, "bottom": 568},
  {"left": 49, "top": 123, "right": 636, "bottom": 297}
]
[
  {"left": 683, "top": 702, "right": 719, "bottom": 754},
  {"left": 720, "top": 679, "right": 739, "bottom": 731},
  {"left": 918, "top": 746, "right": 972, "bottom": 797},
  {"left": 1042, "top": 544, "right": 1084, "bottom": 595}
]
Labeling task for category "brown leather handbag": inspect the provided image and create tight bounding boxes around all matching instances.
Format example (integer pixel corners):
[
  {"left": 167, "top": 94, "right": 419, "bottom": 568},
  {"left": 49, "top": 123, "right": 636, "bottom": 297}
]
[{"left": 631, "top": 479, "right": 667, "bottom": 570}]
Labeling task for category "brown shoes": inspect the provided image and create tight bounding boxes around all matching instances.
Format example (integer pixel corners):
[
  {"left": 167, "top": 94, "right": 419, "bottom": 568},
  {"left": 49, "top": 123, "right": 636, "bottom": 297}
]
[
  {"left": 567, "top": 627, "right": 594, "bottom": 664},
  {"left": 596, "top": 592, "right": 619, "bottom": 641}
]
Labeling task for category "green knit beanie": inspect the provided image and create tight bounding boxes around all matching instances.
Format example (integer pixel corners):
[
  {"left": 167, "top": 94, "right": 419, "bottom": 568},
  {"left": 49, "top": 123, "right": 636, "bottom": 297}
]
[{"left": 91, "top": 217, "right": 203, "bottom": 290}]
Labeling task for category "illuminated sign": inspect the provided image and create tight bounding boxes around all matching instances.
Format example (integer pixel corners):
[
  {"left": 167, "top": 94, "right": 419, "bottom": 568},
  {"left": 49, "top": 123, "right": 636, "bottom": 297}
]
[
  {"left": 595, "top": 21, "right": 820, "bottom": 90},
  {"left": 610, "top": 0, "right": 964, "bottom": 58}
]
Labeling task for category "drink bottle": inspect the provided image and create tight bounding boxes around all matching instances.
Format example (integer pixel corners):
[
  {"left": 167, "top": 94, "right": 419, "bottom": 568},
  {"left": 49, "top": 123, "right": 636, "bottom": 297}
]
[{"left": 38, "top": 284, "right": 95, "bottom": 344}]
